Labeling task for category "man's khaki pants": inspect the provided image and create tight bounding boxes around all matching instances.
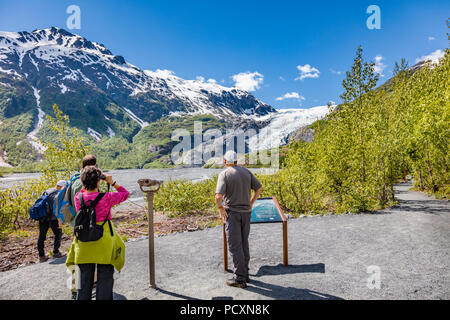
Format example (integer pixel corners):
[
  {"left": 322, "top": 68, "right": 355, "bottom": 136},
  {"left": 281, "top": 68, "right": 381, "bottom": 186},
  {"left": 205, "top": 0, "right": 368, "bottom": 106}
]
[{"left": 225, "top": 210, "right": 251, "bottom": 282}]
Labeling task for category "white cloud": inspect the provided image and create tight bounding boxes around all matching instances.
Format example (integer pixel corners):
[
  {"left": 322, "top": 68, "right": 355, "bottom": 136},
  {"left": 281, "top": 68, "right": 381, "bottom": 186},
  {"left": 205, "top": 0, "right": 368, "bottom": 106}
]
[
  {"left": 295, "top": 64, "right": 320, "bottom": 80},
  {"left": 231, "top": 71, "right": 264, "bottom": 92},
  {"left": 195, "top": 76, "right": 217, "bottom": 84},
  {"left": 145, "top": 69, "right": 176, "bottom": 78},
  {"left": 276, "top": 92, "right": 305, "bottom": 101},
  {"left": 374, "top": 54, "right": 386, "bottom": 77},
  {"left": 279, "top": 76, "right": 285, "bottom": 81},
  {"left": 428, "top": 36, "right": 435, "bottom": 41},
  {"left": 330, "top": 68, "right": 343, "bottom": 75},
  {"left": 415, "top": 49, "right": 445, "bottom": 65}
]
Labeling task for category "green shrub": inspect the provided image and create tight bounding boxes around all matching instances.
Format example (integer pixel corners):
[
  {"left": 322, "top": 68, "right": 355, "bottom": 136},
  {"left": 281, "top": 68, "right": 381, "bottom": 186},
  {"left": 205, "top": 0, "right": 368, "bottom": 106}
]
[{"left": 154, "top": 176, "right": 218, "bottom": 217}]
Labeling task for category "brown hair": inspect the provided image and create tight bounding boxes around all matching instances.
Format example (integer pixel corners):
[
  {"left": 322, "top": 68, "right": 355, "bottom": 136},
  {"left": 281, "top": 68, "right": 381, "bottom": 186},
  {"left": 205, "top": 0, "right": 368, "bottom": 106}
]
[
  {"left": 82, "top": 155, "right": 97, "bottom": 169},
  {"left": 81, "top": 166, "right": 102, "bottom": 191}
]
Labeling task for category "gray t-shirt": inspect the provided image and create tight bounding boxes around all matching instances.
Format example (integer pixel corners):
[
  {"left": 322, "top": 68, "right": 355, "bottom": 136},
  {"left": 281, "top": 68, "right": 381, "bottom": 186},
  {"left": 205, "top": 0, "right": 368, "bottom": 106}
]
[{"left": 215, "top": 166, "right": 262, "bottom": 213}]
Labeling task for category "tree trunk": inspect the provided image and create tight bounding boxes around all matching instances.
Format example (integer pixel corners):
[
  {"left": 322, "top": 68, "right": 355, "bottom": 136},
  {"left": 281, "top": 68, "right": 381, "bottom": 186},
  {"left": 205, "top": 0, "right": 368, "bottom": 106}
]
[
  {"left": 418, "top": 168, "right": 424, "bottom": 190},
  {"left": 426, "top": 151, "right": 436, "bottom": 192}
]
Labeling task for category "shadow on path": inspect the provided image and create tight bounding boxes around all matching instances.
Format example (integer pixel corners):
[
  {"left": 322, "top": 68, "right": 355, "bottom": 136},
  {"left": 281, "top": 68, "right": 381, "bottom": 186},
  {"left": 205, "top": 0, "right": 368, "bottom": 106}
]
[
  {"left": 245, "top": 279, "right": 343, "bottom": 300},
  {"left": 396, "top": 199, "right": 449, "bottom": 215},
  {"left": 49, "top": 256, "right": 67, "bottom": 265},
  {"left": 155, "top": 287, "right": 201, "bottom": 300},
  {"left": 113, "top": 292, "right": 128, "bottom": 300},
  {"left": 253, "top": 263, "right": 325, "bottom": 277}
]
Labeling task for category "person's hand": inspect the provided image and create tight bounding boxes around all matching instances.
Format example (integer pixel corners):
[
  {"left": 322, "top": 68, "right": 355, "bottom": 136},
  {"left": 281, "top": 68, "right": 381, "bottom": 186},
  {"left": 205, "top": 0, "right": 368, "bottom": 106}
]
[
  {"left": 219, "top": 207, "right": 228, "bottom": 223},
  {"left": 104, "top": 174, "right": 114, "bottom": 185},
  {"left": 57, "top": 219, "right": 63, "bottom": 229}
]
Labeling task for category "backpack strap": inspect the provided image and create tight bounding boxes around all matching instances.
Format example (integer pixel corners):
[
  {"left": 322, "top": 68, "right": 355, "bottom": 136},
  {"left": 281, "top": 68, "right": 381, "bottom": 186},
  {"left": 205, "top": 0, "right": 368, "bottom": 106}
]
[
  {"left": 91, "top": 193, "right": 106, "bottom": 208},
  {"left": 103, "top": 210, "right": 114, "bottom": 236},
  {"left": 78, "top": 192, "right": 85, "bottom": 208}
]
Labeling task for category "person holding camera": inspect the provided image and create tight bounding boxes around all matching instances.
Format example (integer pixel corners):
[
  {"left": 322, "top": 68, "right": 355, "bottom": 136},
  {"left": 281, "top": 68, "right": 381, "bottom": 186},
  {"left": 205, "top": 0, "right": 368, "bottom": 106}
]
[{"left": 65, "top": 165, "right": 129, "bottom": 300}]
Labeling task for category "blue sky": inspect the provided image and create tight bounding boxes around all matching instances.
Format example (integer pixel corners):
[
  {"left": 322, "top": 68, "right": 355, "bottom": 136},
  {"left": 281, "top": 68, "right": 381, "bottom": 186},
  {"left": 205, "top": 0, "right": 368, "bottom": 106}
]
[{"left": 0, "top": 0, "right": 448, "bottom": 109}]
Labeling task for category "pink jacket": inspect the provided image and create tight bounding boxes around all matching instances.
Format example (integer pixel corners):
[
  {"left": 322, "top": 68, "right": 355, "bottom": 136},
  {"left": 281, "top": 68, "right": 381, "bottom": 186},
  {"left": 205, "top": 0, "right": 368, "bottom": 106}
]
[{"left": 74, "top": 186, "right": 129, "bottom": 222}]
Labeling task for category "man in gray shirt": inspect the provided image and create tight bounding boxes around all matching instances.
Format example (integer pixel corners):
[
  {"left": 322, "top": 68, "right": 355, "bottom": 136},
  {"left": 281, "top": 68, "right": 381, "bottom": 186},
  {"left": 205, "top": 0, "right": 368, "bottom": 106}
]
[{"left": 215, "top": 150, "right": 263, "bottom": 288}]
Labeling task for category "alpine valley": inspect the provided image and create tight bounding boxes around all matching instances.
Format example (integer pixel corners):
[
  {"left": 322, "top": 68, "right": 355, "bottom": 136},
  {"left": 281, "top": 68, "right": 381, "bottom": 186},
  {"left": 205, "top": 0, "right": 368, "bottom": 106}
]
[{"left": 0, "top": 27, "right": 328, "bottom": 169}]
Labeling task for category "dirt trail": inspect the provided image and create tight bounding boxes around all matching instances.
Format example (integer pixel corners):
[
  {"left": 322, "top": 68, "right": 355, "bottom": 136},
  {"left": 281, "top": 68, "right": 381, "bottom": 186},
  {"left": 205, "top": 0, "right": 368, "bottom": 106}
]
[{"left": 0, "top": 181, "right": 448, "bottom": 300}]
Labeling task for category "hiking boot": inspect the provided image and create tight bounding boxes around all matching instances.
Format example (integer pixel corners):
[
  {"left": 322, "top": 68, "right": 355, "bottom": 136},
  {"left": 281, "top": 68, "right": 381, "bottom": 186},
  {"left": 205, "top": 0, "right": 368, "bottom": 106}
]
[
  {"left": 53, "top": 251, "right": 64, "bottom": 258},
  {"left": 71, "top": 291, "right": 77, "bottom": 300},
  {"left": 226, "top": 278, "right": 247, "bottom": 289},
  {"left": 39, "top": 256, "right": 49, "bottom": 263}
]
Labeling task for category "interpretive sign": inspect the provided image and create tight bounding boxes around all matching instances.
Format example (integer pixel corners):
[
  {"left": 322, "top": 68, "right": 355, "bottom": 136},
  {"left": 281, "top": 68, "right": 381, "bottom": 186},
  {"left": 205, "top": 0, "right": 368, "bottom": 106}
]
[{"left": 223, "top": 196, "right": 288, "bottom": 270}]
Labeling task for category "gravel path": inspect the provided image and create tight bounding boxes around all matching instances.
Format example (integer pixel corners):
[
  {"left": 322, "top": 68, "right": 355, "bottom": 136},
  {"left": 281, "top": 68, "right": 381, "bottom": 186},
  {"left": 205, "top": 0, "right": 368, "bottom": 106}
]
[{"left": 0, "top": 181, "right": 448, "bottom": 300}]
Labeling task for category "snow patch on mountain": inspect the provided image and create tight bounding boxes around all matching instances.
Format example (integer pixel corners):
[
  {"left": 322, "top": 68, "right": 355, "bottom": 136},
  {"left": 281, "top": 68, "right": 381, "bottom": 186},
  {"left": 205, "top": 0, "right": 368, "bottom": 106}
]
[
  {"left": 123, "top": 107, "right": 149, "bottom": 128},
  {"left": 0, "top": 150, "right": 12, "bottom": 168},
  {"left": 248, "top": 106, "right": 329, "bottom": 151},
  {"left": 87, "top": 127, "right": 102, "bottom": 142},
  {"left": 107, "top": 127, "right": 115, "bottom": 138},
  {"left": 59, "top": 82, "right": 69, "bottom": 94},
  {"left": 26, "top": 87, "right": 46, "bottom": 153}
]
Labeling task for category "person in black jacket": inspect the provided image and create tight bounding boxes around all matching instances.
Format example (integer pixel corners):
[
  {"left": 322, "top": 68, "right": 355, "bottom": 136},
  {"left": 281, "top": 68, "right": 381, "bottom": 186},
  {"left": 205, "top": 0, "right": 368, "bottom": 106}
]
[{"left": 37, "top": 180, "right": 65, "bottom": 262}]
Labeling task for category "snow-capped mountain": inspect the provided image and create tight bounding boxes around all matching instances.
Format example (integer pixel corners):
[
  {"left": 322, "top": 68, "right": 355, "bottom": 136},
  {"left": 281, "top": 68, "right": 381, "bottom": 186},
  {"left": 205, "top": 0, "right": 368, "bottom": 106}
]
[
  {"left": 0, "top": 27, "right": 330, "bottom": 167},
  {"left": 0, "top": 27, "right": 275, "bottom": 141}
]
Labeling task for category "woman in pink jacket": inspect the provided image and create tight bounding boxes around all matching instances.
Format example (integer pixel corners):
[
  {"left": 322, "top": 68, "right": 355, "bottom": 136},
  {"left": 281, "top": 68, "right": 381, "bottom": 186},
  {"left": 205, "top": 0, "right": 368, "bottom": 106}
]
[{"left": 67, "top": 165, "right": 129, "bottom": 300}]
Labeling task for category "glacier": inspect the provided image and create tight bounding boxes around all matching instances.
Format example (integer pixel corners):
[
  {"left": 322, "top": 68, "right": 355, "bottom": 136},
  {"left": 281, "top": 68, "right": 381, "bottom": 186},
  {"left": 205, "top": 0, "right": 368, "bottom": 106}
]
[{"left": 247, "top": 105, "right": 330, "bottom": 151}]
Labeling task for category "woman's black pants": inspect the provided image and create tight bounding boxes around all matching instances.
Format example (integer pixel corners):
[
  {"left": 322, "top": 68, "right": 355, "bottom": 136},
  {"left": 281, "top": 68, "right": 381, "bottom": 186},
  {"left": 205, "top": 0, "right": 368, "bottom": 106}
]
[{"left": 77, "top": 264, "right": 114, "bottom": 300}]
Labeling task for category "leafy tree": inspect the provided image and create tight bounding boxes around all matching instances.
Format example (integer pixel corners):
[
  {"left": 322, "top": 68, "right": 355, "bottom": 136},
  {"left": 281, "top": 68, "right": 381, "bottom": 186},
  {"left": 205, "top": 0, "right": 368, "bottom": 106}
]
[{"left": 0, "top": 105, "right": 89, "bottom": 237}]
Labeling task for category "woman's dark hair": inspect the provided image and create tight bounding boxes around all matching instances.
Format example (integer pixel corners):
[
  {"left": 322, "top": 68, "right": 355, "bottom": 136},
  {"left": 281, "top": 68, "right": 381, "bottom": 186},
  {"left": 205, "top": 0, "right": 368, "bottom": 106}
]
[
  {"left": 81, "top": 166, "right": 102, "bottom": 191},
  {"left": 82, "top": 155, "right": 97, "bottom": 169}
]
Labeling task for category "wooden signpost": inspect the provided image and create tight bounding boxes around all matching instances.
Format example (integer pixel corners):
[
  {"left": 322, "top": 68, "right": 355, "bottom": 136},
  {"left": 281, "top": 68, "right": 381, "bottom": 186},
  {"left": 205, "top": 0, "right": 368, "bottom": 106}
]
[
  {"left": 138, "top": 178, "right": 162, "bottom": 288},
  {"left": 223, "top": 196, "right": 288, "bottom": 271}
]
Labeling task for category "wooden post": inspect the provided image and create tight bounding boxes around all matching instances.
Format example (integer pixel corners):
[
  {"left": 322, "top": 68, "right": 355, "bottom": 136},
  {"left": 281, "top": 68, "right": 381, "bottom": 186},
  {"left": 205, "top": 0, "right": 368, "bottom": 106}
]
[
  {"left": 146, "top": 192, "right": 156, "bottom": 288},
  {"left": 223, "top": 223, "right": 228, "bottom": 271},
  {"left": 138, "top": 178, "right": 162, "bottom": 289},
  {"left": 273, "top": 196, "right": 288, "bottom": 266},
  {"left": 283, "top": 221, "right": 288, "bottom": 266}
]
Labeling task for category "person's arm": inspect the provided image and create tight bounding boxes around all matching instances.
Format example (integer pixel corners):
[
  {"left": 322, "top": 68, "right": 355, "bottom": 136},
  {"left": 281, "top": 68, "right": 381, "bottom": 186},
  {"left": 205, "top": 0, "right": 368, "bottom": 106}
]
[
  {"left": 215, "top": 172, "right": 228, "bottom": 223},
  {"left": 104, "top": 174, "right": 130, "bottom": 206},
  {"left": 215, "top": 193, "right": 228, "bottom": 223},
  {"left": 250, "top": 186, "right": 263, "bottom": 209},
  {"left": 249, "top": 171, "right": 263, "bottom": 208}
]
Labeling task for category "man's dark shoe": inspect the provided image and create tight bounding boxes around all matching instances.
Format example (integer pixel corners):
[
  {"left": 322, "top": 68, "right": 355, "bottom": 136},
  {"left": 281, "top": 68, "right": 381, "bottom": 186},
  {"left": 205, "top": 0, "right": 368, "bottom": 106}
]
[
  {"left": 53, "top": 252, "right": 64, "bottom": 258},
  {"left": 39, "top": 256, "right": 49, "bottom": 263},
  {"left": 226, "top": 278, "right": 247, "bottom": 288},
  {"left": 245, "top": 276, "right": 251, "bottom": 283}
]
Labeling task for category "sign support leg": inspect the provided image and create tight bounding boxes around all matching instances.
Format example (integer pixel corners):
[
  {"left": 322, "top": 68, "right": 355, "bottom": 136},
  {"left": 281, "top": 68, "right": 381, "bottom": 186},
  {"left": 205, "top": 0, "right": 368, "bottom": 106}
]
[
  {"left": 223, "top": 223, "right": 228, "bottom": 271},
  {"left": 283, "top": 221, "right": 288, "bottom": 266}
]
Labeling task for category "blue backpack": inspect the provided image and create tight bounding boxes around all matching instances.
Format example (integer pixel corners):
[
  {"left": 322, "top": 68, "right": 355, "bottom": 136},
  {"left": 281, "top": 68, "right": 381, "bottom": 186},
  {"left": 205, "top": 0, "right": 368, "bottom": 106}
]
[
  {"left": 29, "top": 194, "right": 49, "bottom": 220},
  {"left": 54, "top": 173, "right": 81, "bottom": 223}
]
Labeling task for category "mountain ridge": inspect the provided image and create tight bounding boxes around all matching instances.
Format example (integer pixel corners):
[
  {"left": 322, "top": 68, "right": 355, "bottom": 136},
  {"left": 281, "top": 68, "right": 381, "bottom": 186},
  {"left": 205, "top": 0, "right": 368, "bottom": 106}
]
[{"left": 0, "top": 27, "right": 330, "bottom": 168}]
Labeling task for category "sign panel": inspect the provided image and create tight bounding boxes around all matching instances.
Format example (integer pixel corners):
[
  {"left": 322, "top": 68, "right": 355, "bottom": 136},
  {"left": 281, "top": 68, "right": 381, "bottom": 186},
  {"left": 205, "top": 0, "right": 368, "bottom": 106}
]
[{"left": 251, "top": 198, "right": 283, "bottom": 223}]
